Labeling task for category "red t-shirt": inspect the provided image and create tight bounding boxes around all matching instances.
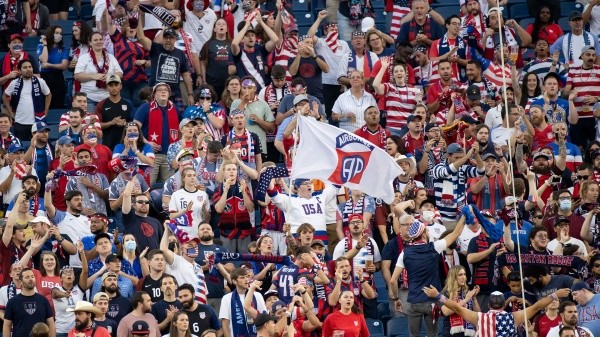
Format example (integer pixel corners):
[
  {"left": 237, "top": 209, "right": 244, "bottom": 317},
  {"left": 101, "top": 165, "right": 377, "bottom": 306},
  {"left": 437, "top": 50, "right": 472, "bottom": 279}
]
[
  {"left": 402, "top": 132, "right": 424, "bottom": 155},
  {"left": 534, "top": 313, "right": 561, "bottom": 337},
  {"left": 322, "top": 310, "right": 369, "bottom": 337},
  {"left": 87, "top": 144, "right": 113, "bottom": 179},
  {"left": 0, "top": 241, "right": 29, "bottom": 287},
  {"left": 50, "top": 159, "right": 76, "bottom": 211},
  {"left": 354, "top": 125, "right": 389, "bottom": 149},
  {"left": 532, "top": 124, "right": 554, "bottom": 151},
  {"left": 526, "top": 23, "right": 564, "bottom": 46}
]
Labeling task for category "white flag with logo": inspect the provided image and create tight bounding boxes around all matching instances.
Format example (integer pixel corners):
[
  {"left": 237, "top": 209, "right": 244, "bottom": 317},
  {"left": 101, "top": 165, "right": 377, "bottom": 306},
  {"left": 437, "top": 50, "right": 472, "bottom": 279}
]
[{"left": 291, "top": 116, "right": 403, "bottom": 204}]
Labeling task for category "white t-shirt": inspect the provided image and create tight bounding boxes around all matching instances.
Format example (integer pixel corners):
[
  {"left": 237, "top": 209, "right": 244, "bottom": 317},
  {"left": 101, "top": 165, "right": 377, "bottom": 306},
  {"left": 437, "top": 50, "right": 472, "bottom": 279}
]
[
  {"left": 53, "top": 285, "right": 85, "bottom": 333},
  {"left": 51, "top": 210, "right": 91, "bottom": 268},
  {"left": 426, "top": 223, "right": 447, "bottom": 242},
  {"left": 219, "top": 290, "right": 267, "bottom": 337},
  {"left": 396, "top": 240, "right": 447, "bottom": 268},
  {"left": 333, "top": 237, "right": 382, "bottom": 279},
  {"left": 4, "top": 77, "right": 51, "bottom": 124},
  {"left": 0, "top": 166, "right": 38, "bottom": 204},
  {"left": 0, "top": 284, "right": 22, "bottom": 309},
  {"left": 74, "top": 52, "right": 122, "bottom": 102},
  {"left": 547, "top": 325, "right": 593, "bottom": 337},
  {"left": 166, "top": 254, "right": 204, "bottom": 292},
  {"left": 490, "top": 126, "right": 515, "bottom": 146},
  {"left": 547, "top": 237, "right": 588, "bottom": 257},
  {"left": 183, "top": 7, "right": 217, "bottom": 53},
  {"left": 169, "top": 188, "right": 210, "bottom": 237},
  {"left": 585, "top": 4, "right": 600, "bottom": 37},
  {"left": 458, "top": 226, "right": 481, "bottom": 254}
]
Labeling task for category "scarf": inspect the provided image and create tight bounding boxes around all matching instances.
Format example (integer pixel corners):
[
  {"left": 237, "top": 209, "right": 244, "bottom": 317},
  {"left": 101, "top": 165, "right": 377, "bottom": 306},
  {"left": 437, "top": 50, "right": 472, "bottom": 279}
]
[
  {"left": 226, "top": 129, "right": 256, "bottom": 165},
  {"left": 179, "top": 28, "right": 195, "bottom": 73},
  {"left": 449, "top": 290, "right": 476, "bottom": 336},
  {"left": 89, "top": 49, "right": 109, "bottom": 89},
  {"left": 193, "top": 262, "right": 208, "bottom": 304},
  {"left": 408, "top": 17, "right": 432, "bottom": 42},
  {"left": 138, "top": 4, "right": 176, "bottom": 26},
  {"left": 2, "top": 52, "right": 27, "bottom": 85},
  {"left": 148, "top": 100, "right": 179, "bottom": 145},
  {"left": 360, "top": 125, "right": 387, "bottom": 148},
  {"left": 564, "top": 32, "right": 592, "bottom": 65},
  {"left": 344, "top": 235, "right": 375, "bottom": 283},
  {"left": 441, "top": 250, "right": 461, "bottom": 277},
  {"left": 32, "top": 144, "right": 54, "bottom": 171},
  {"left": 497, "top": 253, "right": 588, "bottom": 279},
  {"left": 349, "top": 49, "right": 375, "bottom": 79},
  {"left": 46, "top": 165, "right": 98, "bottom": 191},
  {"left": 341, "top": 197, "right": 366, "bottom": 237},
  {"left": 167, "top": 211, "right": 195, "bottom": 243},
  {"left": 231, "top": 288, "right": 257, "bottom": 337},
  {"left": 485, "top": 27, "right": 517, "bottom": 50},
  {"left": 397, "top": 235, "right": 409, "bottom": 290},
  {"left": 10, "top": 76, "right": 45, "bottom": 120},
  {"left": 214, "top": 252, "right": 293, "bottom": 267},
  {"left": 325, "top": 31, "right": 340, "bottom": 53},
  {"left": 472, "top": 232, "right": 490, "bottom": 286},
  {"left": 256, "top": 166, "right": 289, "bottom": 202},
  {"left": 7, "top": 281, "right": 18, "bottom": 300},
  {"left": 28, "top": 195, "right": 40, "bottom": 217}
]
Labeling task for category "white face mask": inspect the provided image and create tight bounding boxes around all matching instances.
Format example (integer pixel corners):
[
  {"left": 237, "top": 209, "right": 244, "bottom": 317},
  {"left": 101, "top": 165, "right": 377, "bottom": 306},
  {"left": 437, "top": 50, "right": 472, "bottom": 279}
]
[
  {"left": 421, "top": 210, "right": 435, "bottom": 223},
  {"left": 54, "top": 34, "right": 62, "bottom": 42}
]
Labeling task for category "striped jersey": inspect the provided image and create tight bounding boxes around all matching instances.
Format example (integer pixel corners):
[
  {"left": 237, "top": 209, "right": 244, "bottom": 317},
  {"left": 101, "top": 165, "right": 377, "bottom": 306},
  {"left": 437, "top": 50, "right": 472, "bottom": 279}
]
[
  {"left": 548, "top": 142, "right": 583, "bottom": 172},
  {"left": 566, "top": 65, "right": 600, "bottom": 118},
  {"left": 432, "top": 161, "right": 484, "bottom": 220},
  {"left": 483, "top": 62, "right": 512, "bottom": 89},
  {"left": 382, "top": 83, "right": 420, "bottom": 132},
  {"left": 520, "top": 58, "right": 567, "bottom": 85}
]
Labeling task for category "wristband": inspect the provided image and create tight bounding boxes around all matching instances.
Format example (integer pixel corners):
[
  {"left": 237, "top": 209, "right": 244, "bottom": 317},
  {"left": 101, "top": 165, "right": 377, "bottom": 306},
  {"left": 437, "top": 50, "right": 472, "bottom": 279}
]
[
  {"left": 550, "top": 293, "right": 559, "bottom": 301},
  {"left": 360, "top": 279, "right": 367, "bottom": 283},
  {"left": 390, "top": 297, "right": 399, "bottom": 301},
  {"left": 439, "top": 295, "right": 448, "bottom": 304}
]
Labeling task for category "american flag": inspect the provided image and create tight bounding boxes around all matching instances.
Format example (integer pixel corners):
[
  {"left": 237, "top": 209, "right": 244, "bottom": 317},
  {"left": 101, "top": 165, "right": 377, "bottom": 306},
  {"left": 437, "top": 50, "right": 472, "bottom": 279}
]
[
  {"left": 256, "top": 166, "right": 290, "bottom": 202},
  {"left": 167, "top": 211, "right": 194, "bottom": 244},
  {"left": 194, "top": 262, "right": 208, "bottom": 304},
  {"left": 477, "top": 310, "right": 516, "bottom": 337}
]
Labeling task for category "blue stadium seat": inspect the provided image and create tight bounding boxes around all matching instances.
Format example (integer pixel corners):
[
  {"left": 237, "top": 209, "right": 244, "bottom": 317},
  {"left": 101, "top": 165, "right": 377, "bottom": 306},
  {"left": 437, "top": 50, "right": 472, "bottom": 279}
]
[
  {"left": 377, "top": 287, "right": 388, "bottom": 302},
  {"left": 377, "top": 302, "right": 391, "bottom": 320},
  {"left": 558, "top": 17, "right": 571, "bottom": 33},
  {"left": 52, "top": 20, "right": 74, "bottom": 35},
  {"left": 49, "top": 124, "right": 60, "bottom": 141},
  {"left": 80, "top": 4, "right": 93, "bottom": 20},
  {"left": 312, "top": 0, "right": 325, "bottom": 12},
  {"left": 510, "top": 3, "right": 530, "bottom": 20},
  {"left": 367, "top": 319, "right": 385, "bottom": 335},
  {"left": 372, "top": 0, "right": 385, "bottom": 9},
  {"left": 561, "top": 2, "right": 583, "bottom": 15},
  {"left": 0, "top": 52, "right": 6, "bottom": 61},
  {"left": 47, "top": 109, "right": 65, "bottom": 125},
  {"left": 292, "top": 0, "right": 310, "bottom": 12},
  {"left": 434, "top": 6, "right": 460, "bottom": 20},
  {"left": 23, "top": 37, "right": 40, "bottom": 53},
  {"left": 295, "top": 12, "right": 314, "bottom": 26},
  {"left": 298, "top": 25, "right": 310, "bottom": 36},
  {"left": 434, "top": 0, "right": 458, "bottom": 5},
  {"left": 388, "top": 317, "right": 409, "bottom": 337},
  {"left": 519, "top": 17, "right": 535, "bottom": 28}
]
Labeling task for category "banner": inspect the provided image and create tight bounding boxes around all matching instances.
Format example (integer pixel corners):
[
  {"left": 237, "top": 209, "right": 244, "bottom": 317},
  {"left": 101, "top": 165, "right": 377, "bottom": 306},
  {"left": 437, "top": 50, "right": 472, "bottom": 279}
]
[
  {"left": 291, "top": 116, "right": 403, "bottom": 204},
  {"left": 139, "top": 4, "right": 176, "bottom": 26}
]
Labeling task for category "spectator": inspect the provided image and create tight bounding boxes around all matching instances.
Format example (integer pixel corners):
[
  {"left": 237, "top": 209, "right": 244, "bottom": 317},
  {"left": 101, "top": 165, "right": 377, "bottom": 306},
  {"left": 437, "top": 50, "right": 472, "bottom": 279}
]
[
  {"left": 68, "top": 21, "right": 92, "bottom": 77},
  {"left": 481, "top": 9, "right": 531, "bottom": 65},
  {"left": 2, "top": 59, "right": 50, "bottom": 140},
  {"left": 520, "top": 41, "right": 565, "bottom": 94},
  {"left": 53, "top": 252, "right": 89, "bottom": 336},
  {"left": 288, "top": 35, "right": 329, "bottom": 103},
  {"left": 111, "top": 122, "right": 155, "bottom": 184},
  {"left": 354, "top": 106, "right": 389, "bottom": 149},
  {"left": 430, "top": 15, "right": 469, "bottom": 82},
  {"left": 0, "top": 213, "right": 31, "bottom": 287},
  {"left": 527, "top": 6, "right": 563, "bottom": 47},
  {"left": 27, "top": 0, "right": 49, "bottom": 38},
  {"left": 24, "top": 122, "right": 52, "bottom": 192},
  {"left": 95, "top": 75, "right": 134, "bottom": 151},
  {"left": 116, "top": 291, "right": 160, "bottom": 337},
  {"left": 0, "top": 144, "right": 37, "bottom": 208},
  {"left": 38, "top": 25, "right": 68, "bottom": 109},
  {"left": 184, "top": 85, "right": 227, "bottom": 142},
  {"left": 572, "top": 282, "right": 600, "bottom": 336},
  {"left": 66, "top": 301, "right": 111, "bottom": 337},
  {"left": 396, "top": 0, "right": 444, "bottom": 47},
  {"left": 550, "top": 11, "right": 600, "bottom": 67},
  {"left": 322, "top": 290, "right": 369, "bottom": 337},
  {"left": 200, "top": 18, "right": 232, "bottom": 100},
  {"left": 176, "top": 284, "right": 220, "bottom": 336},
  {"left": 218, "top": 76, "right": 241, "bottom": 115},
  {"left": 0, "top": 112, "right": 21, "bottom": 151},
  {"left": 99, "top": 271, "right": 131, "bottom": 325},
  {"left": 332, "top": 70, "right": 377, "bottom": 132},
  {"left": 366, "top": 29, "right": 395, "bottom": 57},
  {"left": 92, "top": 292, "right": 118, "bottom": 336},
  {"left": 169, "top": 167, "right": 210, "bottom": 235}
]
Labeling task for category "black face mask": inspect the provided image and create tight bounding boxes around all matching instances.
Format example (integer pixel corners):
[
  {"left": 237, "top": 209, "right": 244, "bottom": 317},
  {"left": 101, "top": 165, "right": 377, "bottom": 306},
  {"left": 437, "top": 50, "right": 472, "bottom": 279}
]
[
  {"left": 533, "top": 278, "right": 544, "bottom": 290},
  {"left": 448, "top": 243, "right": 457, "bottom": 250}
]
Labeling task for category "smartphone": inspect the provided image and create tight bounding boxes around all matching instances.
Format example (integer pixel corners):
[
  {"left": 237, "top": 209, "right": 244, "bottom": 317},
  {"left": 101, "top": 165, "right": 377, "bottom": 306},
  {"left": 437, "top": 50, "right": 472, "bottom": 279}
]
[{"left": 551, "top": 175, "right": 562, "bottom": 184}]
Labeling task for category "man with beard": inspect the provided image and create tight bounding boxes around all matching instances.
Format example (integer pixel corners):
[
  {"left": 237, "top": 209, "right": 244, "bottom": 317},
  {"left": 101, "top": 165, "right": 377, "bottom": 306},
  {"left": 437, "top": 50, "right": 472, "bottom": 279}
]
[
  {"left": 59, "top": 108, "right": 85, "bottom": 146},
  {"left": 521, "top": 39, "right": 567, "bottom": 84},
  {"left": 548, "top": 122, "right": 582, "bottom": 172},
  {"left": 100, "top": 272, "right": 132, "bottom": 325},
  {"left": 472, "top": 124, "right": 497, "bottom": 157},
  {"left": 527, "top": 104, "right": 554, "bottom": 151},
  {"left": 6, "top": 175, "right": 45, "bottom": 217},
  {"left": 3, "top": 268, "right": 55, "bottom": 337},
  {"left": 45, "top": 190, "right": 91, "bottom": 272},
  {"left": 150, "top": 274, "right": 182, "bottom": 335},
  {"left": 81, "top": 213, "right": 119, "bottom": 259},
  {"left": 177, "top": 283, "right": 221, "bottom": 336},
  {"left": 0, "top": 143, "right": 37, "bottom": 208},
  {"left": 93, "top": 292, "right": 118, "bottom": 337},
  {"left": 563, "top": 45, "right": 600, "bottom": 149},
  {"left": 524, "top": 265, "right": 576, "bottom": 301},
  {"left": 396, "top": 0, "right": 444, "bottom": 47},
  {"left": 90, "top": 253, "right": 136, "bottom": 299},
  {"left": 354, "top": 106, "right": 389, "bottom": 149},
  {"left": 117, "top": 291, "right": 160, "bottom": 337},
  {"left": 195, "top": 222, "right": 231, "bottom": 310},
  {"left": 411, "top": 45, "right": 436, "bottom": 90},
  {"left": 480, "top": 10, "right": 531, "bottom": 64},
  {"left": 530, "top": 149, "right": 573, "bottom": 203},
  {"left": 550, "top": 12, "right": 600, "bottom": 68},
  {"left": 65, "top": 146, "right": 109, "bottom": 216},
  {"left": 416, "top": 123, "right": 447, "bottom": 195},
  {"left": 22, "top": 122, "right": 53, "bottom": 193},
  {"left": 460, "top": 0, "right": 486, "bottom": 38},
  {"left": 122, "top": 186, "right": 162, "bottom": 253},
  {"left": 2, "top": 58, "right": 51, "bottom": 141},
  {"left": 464, "top": 59, "right": 497, "bottom": 107},
  {"left": 96, "top": 75, "right": 133, "bottom": 150},
  {"left": 67, "top": 301, "right": 111, "bottom": 337},
  {"left": 571, "top": 282, "right": 600, "bottom": 337},
  {"left": 26, "top": 215, "right": 75, "bottom": 269},
  {"left": 137, "top": 250, "right": 167, "bottom": 303},
  {"left": 529, "top": 72, "right": 574, "bottom": 124},
  {"left": 427, "top": 59, "right": 459, "bottom": 116},
  {"left": 547, "top": 301, "right": 593, "bottom": 337}
]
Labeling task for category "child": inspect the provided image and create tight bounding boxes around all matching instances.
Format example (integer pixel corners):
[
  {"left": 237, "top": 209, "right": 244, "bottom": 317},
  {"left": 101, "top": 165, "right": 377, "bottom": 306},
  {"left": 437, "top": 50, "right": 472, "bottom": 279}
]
[{"left": 504, "top": 271, "right": 537, "bottom": 337}]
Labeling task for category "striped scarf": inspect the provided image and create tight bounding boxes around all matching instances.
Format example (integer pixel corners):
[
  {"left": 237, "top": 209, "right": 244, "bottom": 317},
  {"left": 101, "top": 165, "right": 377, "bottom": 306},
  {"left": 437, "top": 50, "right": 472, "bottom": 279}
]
[
  {"left": 193, "top": 262, "right": 208, "bottom": 304},
  {"left": 325, "top": 31, "right": 340, "bottom": 53},
  {"left": 227, "top": 129, "right": 255, "bottom": 165},
  {"left": 344, "top": 235, "right": 375, "bottom": 284},
  {"left": 340, "top": 197, "right": 366, "bottom": 237}
]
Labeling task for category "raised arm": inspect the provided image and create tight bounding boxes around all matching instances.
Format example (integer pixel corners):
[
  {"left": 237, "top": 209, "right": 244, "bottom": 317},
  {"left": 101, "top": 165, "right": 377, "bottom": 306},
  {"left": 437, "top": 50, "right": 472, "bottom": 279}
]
[
  {"left": 372, "top": 57, "right": 389, "bottom": 96},
  {"left": 136, "top": 14, "right": 152, "bottom": 51}
]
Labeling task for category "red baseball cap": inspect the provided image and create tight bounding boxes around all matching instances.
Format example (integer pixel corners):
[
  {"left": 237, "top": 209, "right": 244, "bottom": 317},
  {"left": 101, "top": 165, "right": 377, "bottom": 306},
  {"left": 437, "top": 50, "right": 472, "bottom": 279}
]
[
  {"left": 9, "top": 34, "right": 24, "bottom": 42},
  {"left": 348, "top": 214, "right": 363, "bottom": 222}
]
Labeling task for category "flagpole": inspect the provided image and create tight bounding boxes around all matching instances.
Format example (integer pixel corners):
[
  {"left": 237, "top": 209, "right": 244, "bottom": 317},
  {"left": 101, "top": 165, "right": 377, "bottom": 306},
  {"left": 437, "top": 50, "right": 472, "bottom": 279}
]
[
  {"left": 495, "top": 8, "right": 529, "bottom": 336},
  {"left": 285, "top": 114, "right": 302, "bottom": 237}
]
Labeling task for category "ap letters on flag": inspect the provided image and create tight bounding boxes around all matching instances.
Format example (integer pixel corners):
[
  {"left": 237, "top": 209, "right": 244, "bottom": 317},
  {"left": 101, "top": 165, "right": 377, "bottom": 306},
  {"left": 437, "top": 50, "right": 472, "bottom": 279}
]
[{"left": 291, "top": 116, "right": 403, "bottom": 204}]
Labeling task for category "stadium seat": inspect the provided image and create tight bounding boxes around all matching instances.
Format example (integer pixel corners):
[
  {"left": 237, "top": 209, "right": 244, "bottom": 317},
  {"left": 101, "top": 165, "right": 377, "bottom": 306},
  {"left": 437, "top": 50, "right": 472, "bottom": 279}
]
[
  {"left": 377, "top": 302, "right": 391, "bottom": 320},
  {"left": 80, "top": 4, "right": 93, "bottom": 20},
  {"left": 48, "top": 124, "right": 60, "bottom": 141},
  {"left": 434, "top": 0, "right": 458, "bottom": 6},
  {"left": 510, "top": 3, "right": 530, "bottom": 20},
  {"left": 433, "top": 6, "right": 459, "bottom": 20},
  {"left": 297, "top": 25, "right": 310, "bottom": 36},
  {"left": 312, "top": 0, "right": 325, "bottom": 12},
  {"left": 519, "top": 17, "right": 535, "bottom": 28},
  {"left": 372, "top": 0, "right": 385, "bottom": 9},
  {"left": 367, "top": 319, "right": 385, "bottom": 335},
  {"left": 295, "top": 12, "right": 314, "bottom": 26},
  {"left": 47, "top": 109, "right": 65, "bottom": 125},
  {"left": 558, "top": 17, "right": 571, "bottom": 33},
  {"left": 388, "top": 317, "right": 409, "bottom": 337},
  {"left": 53, "top": 20, "right": 74, "bottom": 35},
  {"left": 0, "top": 52, "right": 6, "bottom": 61},
  {"left": 292, "top": 0, "right": 310, "bottom": 12},
  {"left": 377, "top": 288, "right": 388, "bottom": 302},
  {"left": 561, "top": 2, "right": 583, "bottom": 15},
  {"left": 23, "top": 37, "right": 40, "bottom": 53},
  {"left": 68, "top": 6, "right": 78, "bottom": 20}
]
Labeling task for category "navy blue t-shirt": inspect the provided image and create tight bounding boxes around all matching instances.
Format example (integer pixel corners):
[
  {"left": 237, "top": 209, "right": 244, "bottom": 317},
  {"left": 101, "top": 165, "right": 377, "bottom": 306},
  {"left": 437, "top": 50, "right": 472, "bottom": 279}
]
[
  {"left": 106, "top": 295, "right": 132, "bottom": 325},
  {"left": 5, "top": 293, "right": 53, "bottom": 337},
  {"left": 151, "top": 299, "right": 183, "bottom": 335},
  {"left": 230, "top": 43, "right": 270, "bottom": 89},
  {"left": 287, "top": 56, "right": 325, "bottom": 102},
  {"left": 94, "top": 317, "right": 118, "bottom": 337},
  {"left": 134, "top": 103, "right": 182, "bottom": 155},
  {"left": 195, "top": 243, "right": 229, "bottom": 298}
]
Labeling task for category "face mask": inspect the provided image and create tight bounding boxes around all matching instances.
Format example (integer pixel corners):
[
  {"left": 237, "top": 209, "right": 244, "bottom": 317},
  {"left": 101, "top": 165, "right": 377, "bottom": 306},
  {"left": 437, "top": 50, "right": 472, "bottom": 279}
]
[
  {"left": 127, "top": 133, "right": 139, "bottom": 140},
  {"left": 87, "top": 134, "right": 98, "bottom": 144},
  {"left": 12, "top": 44, "right": 23, "bottom": 51},
  {"left": 193, "top": 0, "right": 204, "bottom": 11},
  {"left": 242, "top": 0, "right": 251, "bottom": 10},
  {"left": 128, "top": 37, "right": 137, "bottom": 42},
  {"left": 54, "top": 34, "right": 62, "bottom": 42},
  {"left": 421, "top": 210, "right": 435, "bottom": 223},
  {"left": 124, "top": 241, "right": 137, "bottom": 251},
  {"left": 559, "top": 199, "right": 572, "bottom": 211}
]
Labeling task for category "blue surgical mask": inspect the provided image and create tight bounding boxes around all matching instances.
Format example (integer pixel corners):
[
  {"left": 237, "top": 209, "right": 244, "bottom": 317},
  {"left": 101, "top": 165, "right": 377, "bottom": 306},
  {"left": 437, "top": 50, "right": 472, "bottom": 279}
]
[
  {"left": 559, "top": 200, "right": 572, "bottom": 211},
  {"left": 124, "top": 241, "right": 137, "bottom": 251},
  {"left": 128, "top": 37, "right": 137, "bottom": 42},
  {"left": 12, "top": 44, "right": 23, "bottom": 51},
  {"left": 127, "top": 133, "right": 139, "bottom": 139},
  {"left": 193, "top": 0, "right": 204, "bottom": 11}
]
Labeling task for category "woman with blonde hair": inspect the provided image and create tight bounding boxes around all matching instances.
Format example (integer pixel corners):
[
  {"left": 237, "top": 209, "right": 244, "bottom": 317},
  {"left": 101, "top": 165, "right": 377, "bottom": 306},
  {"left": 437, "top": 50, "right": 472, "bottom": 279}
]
[{"left": 440, "top": 266, "right": 480, "bottom": 337}]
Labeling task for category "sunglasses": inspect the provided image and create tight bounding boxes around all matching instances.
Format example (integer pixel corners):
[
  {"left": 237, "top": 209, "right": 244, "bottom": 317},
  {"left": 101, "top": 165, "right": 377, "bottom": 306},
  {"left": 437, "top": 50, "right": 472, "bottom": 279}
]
[
  {"left": 198, "top": 96, "right": 211, "bottom": 100},
  {"left": 594, "top": 264, "right": 600, "bottom": 267},
  {"left": 577, "top": 175, "right": 589, "bottom": 180},
  {"left": 534, "top": 215, "right": 543, "bottom": 219},
  {"left": 136, "top": 200, "right": 150, "bottom": 204}
]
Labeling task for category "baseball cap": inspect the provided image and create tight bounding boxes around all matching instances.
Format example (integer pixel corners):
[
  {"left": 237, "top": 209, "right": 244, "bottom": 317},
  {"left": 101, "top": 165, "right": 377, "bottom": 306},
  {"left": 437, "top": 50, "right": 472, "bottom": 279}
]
[
  {"left": 293, "top": 94, "right": 309, "bottom": 106},
  {"left": 572, "top": 282, "right": 591, "bottom": 292},
  {"left": 106, "top": 74, "right": 121, "bottom": 84},
  {"left": 481, "top": 152, "right": 497, "bottom": 161},
  {"left": 411, "top": 44, "right": 429, "bottom": 58},
  {"left": 21, "top": 174, "right": 38, "bottom": 183},
  {"left": 32, "top": 122, "right": 51, "bottom": 133},
  {"left": 238, "top": 21, "right": 256, "bottom": 34},
  {"left": 9, "top": 34, "right": 24, "bottom": 42},
  {"left": 163, "top": 28, "right": 178, "bottom": 38},
  {"left": 555, "top": 215, "right": 570, "bottom": 225},
  {"left": 263, "top": 290, "right": 280, "bottom": 301},
  {"left": 406, "top": 114, "right": 423, "bottom": 124},
  {"left": 461, "top": 115, "right": 479, "bottom": 125},
  {"left": 424, "top": 123, "right": 439, "bottom": 133},
  {"left": 7, "top": 143, "right": 24, "bottom": 154},
  {"left": 28, "top": 216, "right": 51, "bottom": 226},
  {"left": 105, "top": 254, "right": 122, "bottom": 264},
  {"left": 57, "top": 135, "right": 74, "bottom": 146},
  {"left": 580, "top": 45, "right": 595, "bottom": 59},
  {"left": 310, "top": 239, "right": 325, "bottom": 248},
  {"left": 348, "top": 214, "right": 363, "bottom": 222},
  {"left": 466, "top": 85, "right": 481, "bottom": 101},
  {"left": 533, "top": 152, "right": 551, "bottom": 161},
  {"left": 93, "top": 292, "right": 110, "bottom": 303},
  {"left": 255, "top": 313, "right": 278, "bottom": 328},
  {"left": 131, "top": 320, "right": 150, "bottom": 335},
  {"left": 569, "top": 11, "right": 583, "bottom": 21},
  {"left": 293, "top": 178, "right": 311, "bottom": 188},
  {"left": 271, "top": 301, "right": 286, "bottom": 313},
  {"left": 446, "top": 143, "right": 464, "bottom": 154},
  {"left": 101, "top": 271, "right": 118, "bottom": 283},
  {"left": 179, "top": 118, "right": 197, "bottom": 129}
]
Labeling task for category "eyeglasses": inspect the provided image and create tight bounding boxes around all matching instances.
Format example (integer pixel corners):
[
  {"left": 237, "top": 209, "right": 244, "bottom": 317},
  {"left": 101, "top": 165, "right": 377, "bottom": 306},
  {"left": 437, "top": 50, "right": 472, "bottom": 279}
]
[
  {"left": 577, "top": 175, "right": 589, "bottom": 180},
  {"left": 400, "top": 223, "right": 411, "bottom": 227},
  {"left": 136, "top": 200, "right": 150, "bottom": 204},
  {"left": 198, "top": 96, "right": 211, "bottom": 100},
  {"left": 533, "top": 215, "right": 543, "bottom": 219},
  {"left": 594, "top": 264, "right": 600, "bottom": 267}
]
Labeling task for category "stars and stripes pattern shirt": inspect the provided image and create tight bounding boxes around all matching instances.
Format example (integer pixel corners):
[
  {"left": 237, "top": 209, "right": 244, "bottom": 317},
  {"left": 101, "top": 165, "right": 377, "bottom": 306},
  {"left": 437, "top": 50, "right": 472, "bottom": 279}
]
[
  {"left": 382, "top": 83, "right": 421, "bottom": 133},
  {"left": 566, "top": 65, "right": 600, "bottom": 118},
  {"left": 477, "top": 310, "right": 517, "bottom": 337}
]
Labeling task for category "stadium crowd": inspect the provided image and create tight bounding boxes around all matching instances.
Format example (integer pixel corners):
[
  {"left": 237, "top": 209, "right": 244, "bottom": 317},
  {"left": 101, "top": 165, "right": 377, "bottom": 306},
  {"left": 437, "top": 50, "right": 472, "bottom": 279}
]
[{"left": 4, "top": 0, "right": 600, "bottom": 337}]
